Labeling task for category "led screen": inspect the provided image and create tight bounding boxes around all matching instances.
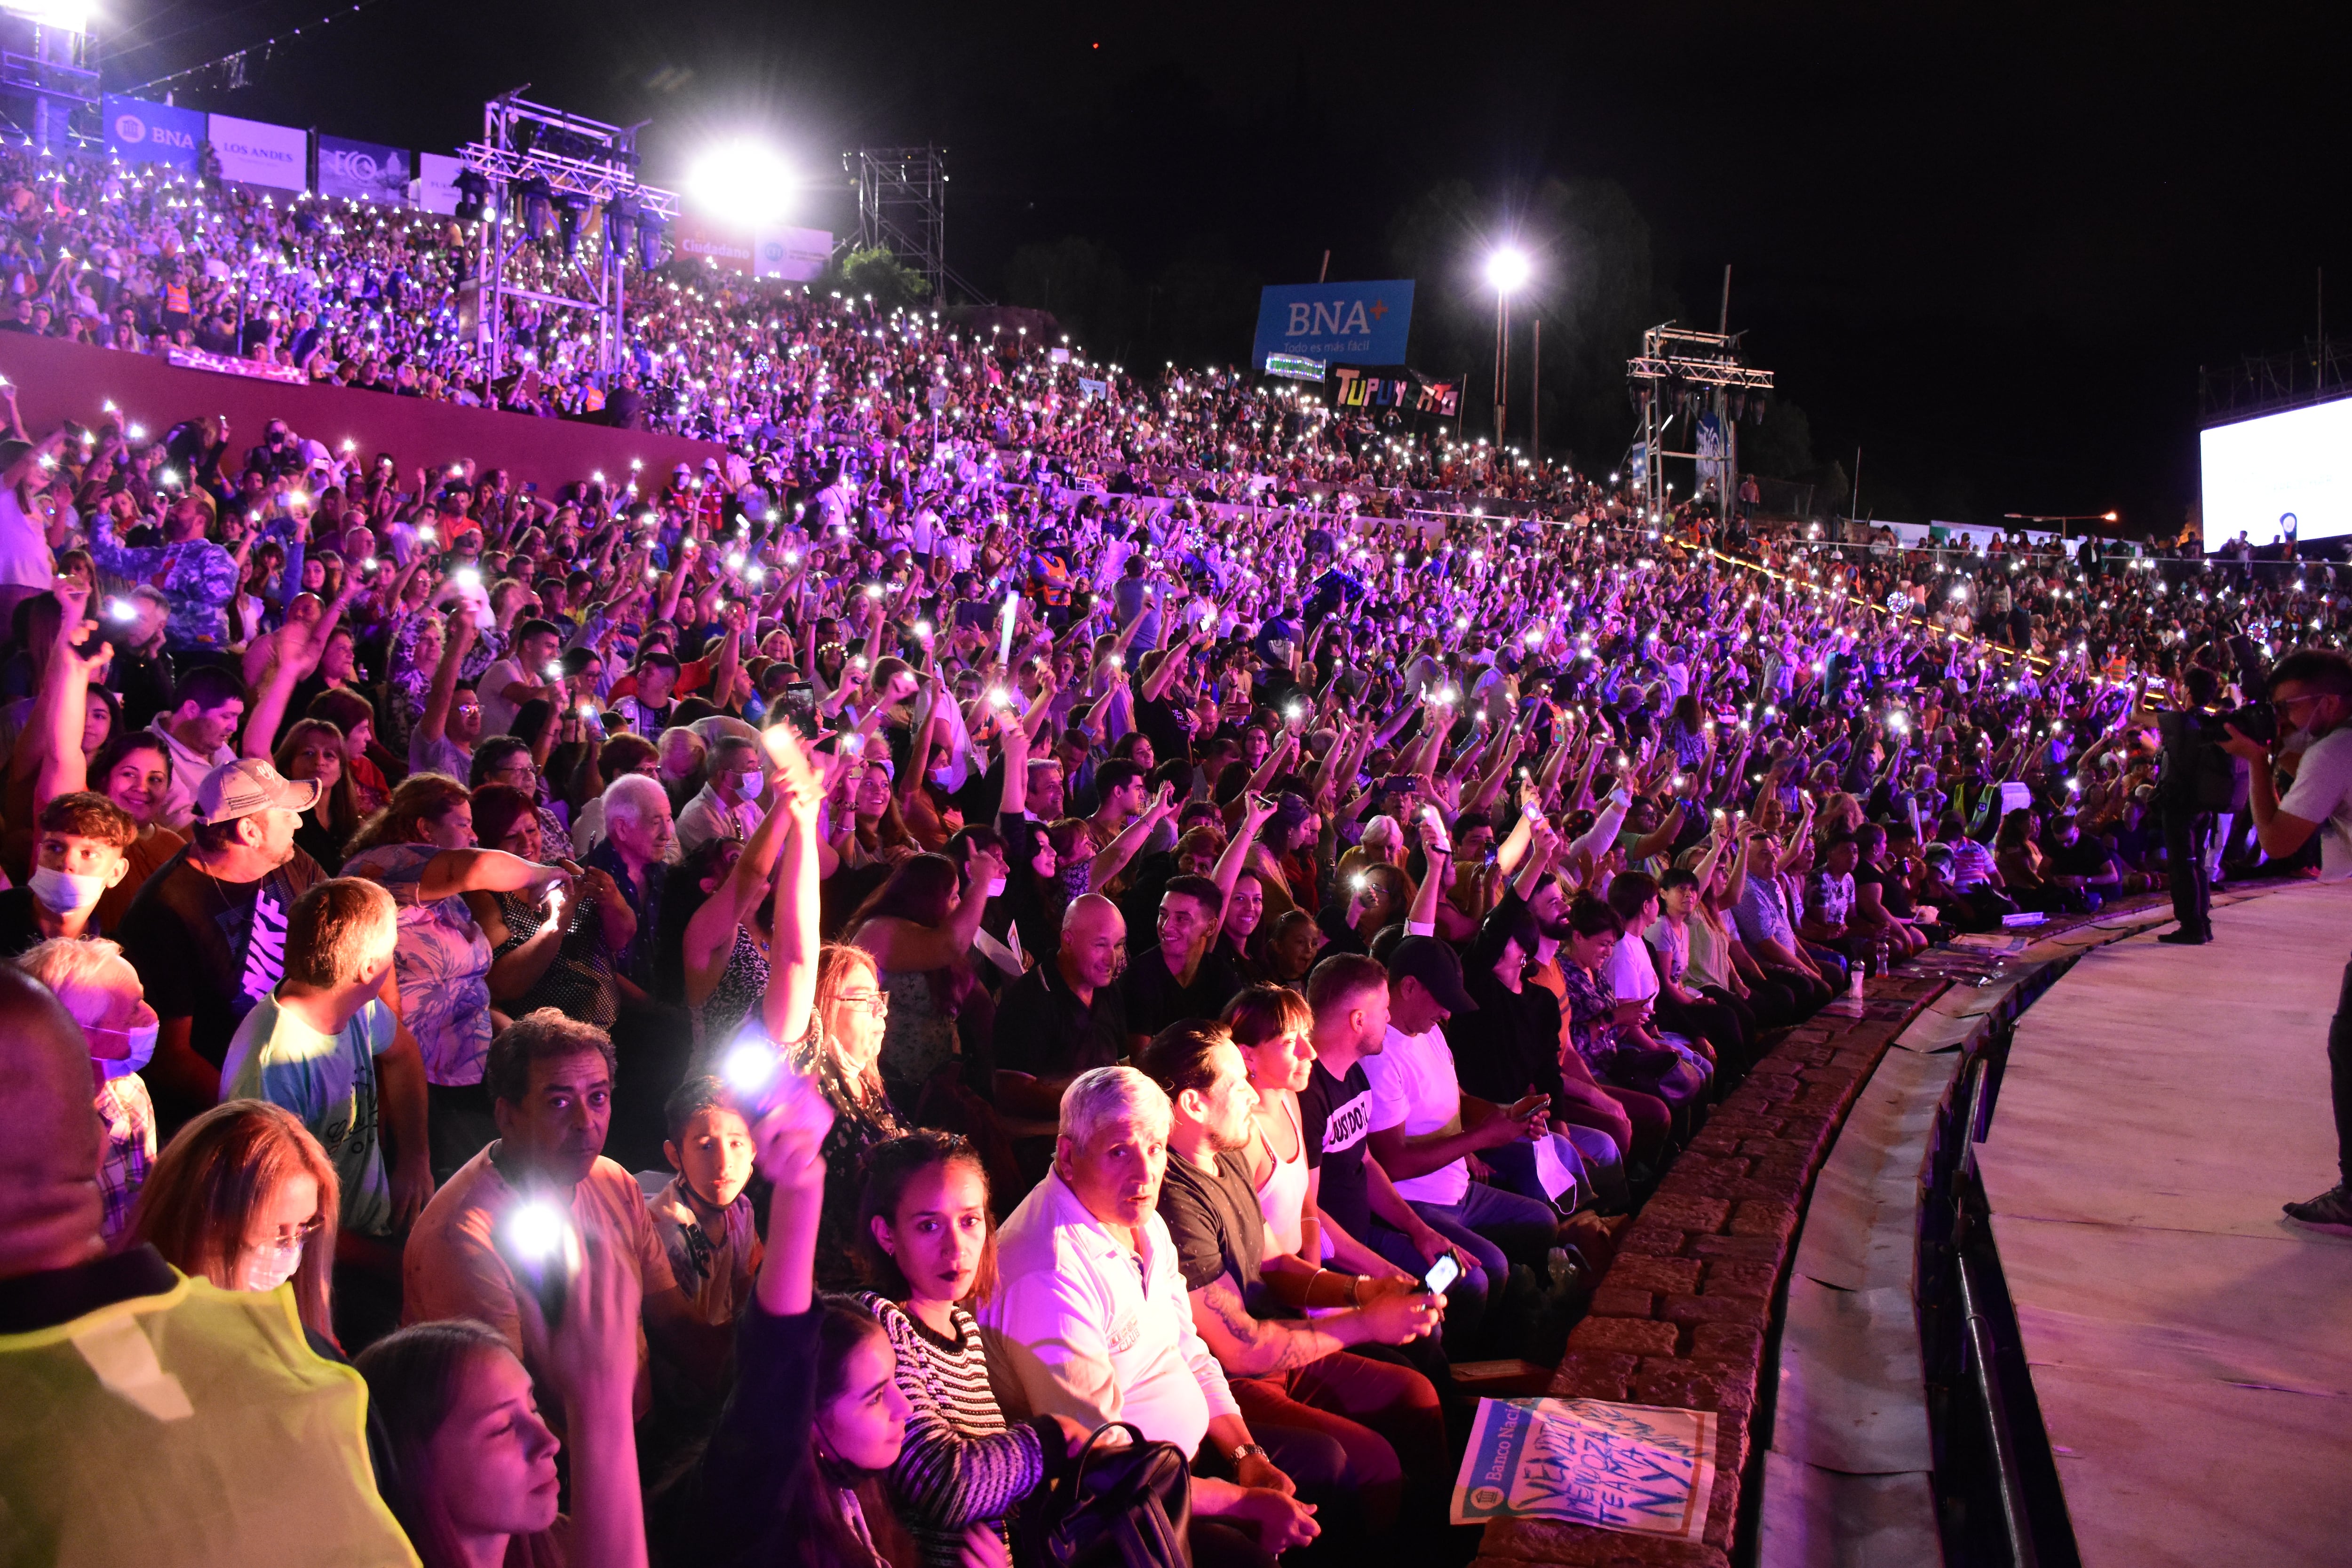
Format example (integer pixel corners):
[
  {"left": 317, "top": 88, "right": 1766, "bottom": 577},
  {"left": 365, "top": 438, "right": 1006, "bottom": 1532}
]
[{"left": 2201, "top": 396, "right": 2352, "bottom": 550}]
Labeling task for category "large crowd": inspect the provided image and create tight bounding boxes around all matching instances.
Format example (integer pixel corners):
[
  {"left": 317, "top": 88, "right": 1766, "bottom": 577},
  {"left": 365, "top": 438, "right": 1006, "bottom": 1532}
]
[{"left": 6, "top": 140, "right": 2352, "bottom": 1568}]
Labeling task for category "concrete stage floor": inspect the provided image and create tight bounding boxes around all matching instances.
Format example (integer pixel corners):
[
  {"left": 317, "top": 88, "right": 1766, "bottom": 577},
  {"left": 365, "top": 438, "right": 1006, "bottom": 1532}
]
[{"left": 1977, "top": 880, "right": 2352, "bottom": 1568}]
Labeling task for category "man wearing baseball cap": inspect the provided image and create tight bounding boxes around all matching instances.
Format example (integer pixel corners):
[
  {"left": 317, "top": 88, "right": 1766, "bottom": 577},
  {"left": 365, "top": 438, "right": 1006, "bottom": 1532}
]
[
  {"left": 1361, "top": 935, "right": 1561, "bottom": 1356},
  {"left": 113, "top": 758, "right": 329, "bottom": 1138}
]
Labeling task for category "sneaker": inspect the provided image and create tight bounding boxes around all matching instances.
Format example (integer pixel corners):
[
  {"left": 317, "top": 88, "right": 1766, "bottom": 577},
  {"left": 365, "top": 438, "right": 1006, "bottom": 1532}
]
[{"left": 2283, "top": 1184, "right": 2352, "bottom": 1233}]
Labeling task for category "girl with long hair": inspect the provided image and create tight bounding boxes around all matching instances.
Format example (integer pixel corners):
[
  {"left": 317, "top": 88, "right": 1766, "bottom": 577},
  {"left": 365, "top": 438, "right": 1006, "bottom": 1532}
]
[
  {"left": 843, "top": 850, "right": 1002, "bottom": 1117},
  {"left": 854, "top": 1132, "right": 1087, "bottom": 1568},
  {"left": 357, "top": 1229, "right": 647, "bottom": 1568},
  {"left": 275, "top": 716, "right": 363, "bottom": 869}
]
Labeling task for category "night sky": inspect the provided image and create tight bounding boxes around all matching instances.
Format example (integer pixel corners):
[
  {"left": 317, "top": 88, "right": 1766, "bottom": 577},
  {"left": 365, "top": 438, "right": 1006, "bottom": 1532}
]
[{"left": 93, "top": 0, "right": 2352, "bottom": 533}]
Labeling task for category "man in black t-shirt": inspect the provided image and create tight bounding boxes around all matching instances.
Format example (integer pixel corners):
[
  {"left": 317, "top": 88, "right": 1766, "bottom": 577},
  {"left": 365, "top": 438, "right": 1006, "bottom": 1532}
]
[
  {"left": 993, "top": 895, "right": 1129, "bottom": 1122},
  {"left": 1295, "top": 955, "right": 1469, "bottom": 1298},
  {"left": 1123, "top": 875, "right": 1244, "bottom": 1050},
  {"left": 116, "top": 758, "right": 326, "bottom": 1136}
]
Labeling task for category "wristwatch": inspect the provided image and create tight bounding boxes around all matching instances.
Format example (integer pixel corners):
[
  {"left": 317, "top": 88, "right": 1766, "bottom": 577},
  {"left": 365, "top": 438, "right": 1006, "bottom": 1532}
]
[{"left": 1228, "top": 1443, "right": 1269, "bottom": 1466}]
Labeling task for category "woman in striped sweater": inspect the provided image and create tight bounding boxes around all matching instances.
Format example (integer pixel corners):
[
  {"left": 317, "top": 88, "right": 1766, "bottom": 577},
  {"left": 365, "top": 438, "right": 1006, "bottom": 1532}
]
[{"left": 856, "top": 1132, "right": 1089, "bottom": 1568}]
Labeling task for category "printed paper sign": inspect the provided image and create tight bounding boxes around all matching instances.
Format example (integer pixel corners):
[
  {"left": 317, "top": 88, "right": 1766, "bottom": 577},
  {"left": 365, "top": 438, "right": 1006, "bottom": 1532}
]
[{"left": 1450, "top": 1397, "right": 1716, "bottom": 1543}]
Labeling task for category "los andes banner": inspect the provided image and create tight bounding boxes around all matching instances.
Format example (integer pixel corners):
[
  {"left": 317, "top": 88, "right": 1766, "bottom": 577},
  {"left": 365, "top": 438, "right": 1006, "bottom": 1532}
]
[
  {"left": 1251, "top": 280, "right": 1414, "bottom": 374},
  {"left": 207, "top": 113, "right": 308, "bottom": 192},
  {"left": 1332, "top": 364, "right": 1461, "bottom": 418},
  {"left": 317, "top": 135, "right": 411, "bottom": 205},
  {"left": 104, "top": 95, "right": 204, "bottom": 173}
]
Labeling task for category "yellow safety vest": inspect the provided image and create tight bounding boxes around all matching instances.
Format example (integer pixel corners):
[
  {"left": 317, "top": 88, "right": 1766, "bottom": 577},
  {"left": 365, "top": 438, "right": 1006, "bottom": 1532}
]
[{"left": 0, "top": 1269, "right": 419, "bottom": 1568}]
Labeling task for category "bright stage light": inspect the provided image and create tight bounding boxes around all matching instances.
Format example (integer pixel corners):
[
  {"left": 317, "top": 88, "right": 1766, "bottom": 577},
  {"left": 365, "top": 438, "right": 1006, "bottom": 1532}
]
[
  {"left": 686, "top": 141, "right": 795, "bottom": 228},
  {"left": 1485, "top": 247, "right": 1530, "bottom": 294},
  {"left": 4, "top": 1, "right": 96, "bottom": 30}
]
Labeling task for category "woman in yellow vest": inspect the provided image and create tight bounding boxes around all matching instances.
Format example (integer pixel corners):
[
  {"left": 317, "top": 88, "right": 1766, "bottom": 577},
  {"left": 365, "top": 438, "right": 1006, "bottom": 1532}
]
[{"left": 0, "top": 968, "right": 417, "bottom": 1568}]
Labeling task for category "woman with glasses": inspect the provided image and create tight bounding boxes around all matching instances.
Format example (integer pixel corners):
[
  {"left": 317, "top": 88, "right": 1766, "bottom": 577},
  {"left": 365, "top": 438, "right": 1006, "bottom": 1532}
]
[
  {"left": 126, "top": 1099, "right": 343, "bottom": 1348},
  {"left": 795, "top": 944, "right": 907, "bottom": 1290}
]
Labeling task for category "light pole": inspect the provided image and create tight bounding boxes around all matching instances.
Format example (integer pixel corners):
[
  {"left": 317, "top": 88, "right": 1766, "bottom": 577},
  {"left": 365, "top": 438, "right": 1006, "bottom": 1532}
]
[{"left": 1486, "top": 247, "right": 1529, "bottom": 448}]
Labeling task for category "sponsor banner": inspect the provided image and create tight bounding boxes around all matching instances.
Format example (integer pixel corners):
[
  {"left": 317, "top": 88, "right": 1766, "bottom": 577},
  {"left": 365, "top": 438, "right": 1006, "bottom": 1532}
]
[
  {"left": 165, "top": 346, "right": 308, "bottom": 385},
  {"left": 413, "top": 152, "right": 463, "bottom": 215},
  {"left": 1450, "top": 1397, "right": 1716, "bottom": 1543},
  {"left": 678, "top": 215, "right": 834, "bottom": 279},
  {"left": 104, "top": 95, "right": 205, "bottom": 172},
  {"left": 1331, "top": 364, "right": 1461, "bottom": 418},
  {"left": 207, "top": 113, "right": 308, "bottom": 191},
  {"left": 317, "top": 135, "right": 411, "bottom": 205},
  {"left": 755, "top": 227, "right": 832, "bottom": 283},
  {"left": 1252, "top": 280, "right": 1413, "bottom": 372}
]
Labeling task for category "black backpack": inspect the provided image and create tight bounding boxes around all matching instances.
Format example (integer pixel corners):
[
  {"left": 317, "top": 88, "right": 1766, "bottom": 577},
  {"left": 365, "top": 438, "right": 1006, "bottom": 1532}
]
[{"left": 1012, "top": 1422, "right": 1194, "bottom": 1568}]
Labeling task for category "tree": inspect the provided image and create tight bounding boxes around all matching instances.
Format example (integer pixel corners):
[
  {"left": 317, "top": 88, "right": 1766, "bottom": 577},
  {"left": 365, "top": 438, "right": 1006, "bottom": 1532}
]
[
  {"left": 1003, "top": 237, "right": 1131, "bottom": 358},
  {"left": 825, "top": 247, "right": 930, "bottom": 313}
]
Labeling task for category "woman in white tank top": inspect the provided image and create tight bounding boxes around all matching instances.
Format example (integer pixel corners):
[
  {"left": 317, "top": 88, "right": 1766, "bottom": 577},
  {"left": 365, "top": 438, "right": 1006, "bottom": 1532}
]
[{"left": 1225, "top": 984, "right": 1322, "bottom": 1263}]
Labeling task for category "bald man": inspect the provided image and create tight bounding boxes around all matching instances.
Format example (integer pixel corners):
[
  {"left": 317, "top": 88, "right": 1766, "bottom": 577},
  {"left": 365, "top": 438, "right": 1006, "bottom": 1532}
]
[
  {"left": 0, "top": 967, "right": 414, "bottom": 1565},
  {"left": 993, "top": 894, "right": 1130, "bottom": 1122}
]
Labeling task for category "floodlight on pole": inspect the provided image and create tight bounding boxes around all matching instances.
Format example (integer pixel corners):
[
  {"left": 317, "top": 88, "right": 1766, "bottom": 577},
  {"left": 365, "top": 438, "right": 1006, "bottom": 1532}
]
[
  {"left": 686, "top": 141, "right": 795, "bottom": 230},
  {"left": 1485, "top": 248, "right": 1530, "bottom": 294},
  {"left": 1486, "top": 247, "right": 1529, "bottom": 446}
]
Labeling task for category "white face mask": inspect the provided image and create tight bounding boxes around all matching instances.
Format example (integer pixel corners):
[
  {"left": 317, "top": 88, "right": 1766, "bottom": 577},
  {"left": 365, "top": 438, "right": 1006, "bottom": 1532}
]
[
  {"left": 986, "top": 875, "right": 1007, "bottom": 897},
  {"left": 89, "top": 1011, "right": 159, "bottom": 1080},
  {"left": 29, "top": 865, "right": 108, "bottom": 915},
  {"left": 234, "top": 1236, "right": 304, "bottom": 1293},
  {"left": 738, "top": 769, "right": 766, "bottom": 799}
]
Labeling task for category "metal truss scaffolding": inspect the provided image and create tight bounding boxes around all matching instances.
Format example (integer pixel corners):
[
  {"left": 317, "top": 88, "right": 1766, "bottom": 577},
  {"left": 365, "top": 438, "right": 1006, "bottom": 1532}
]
[
  {"left": 1627, "top": 323, "right": 1774, "bottom": 523},
  {"left": 845, "top": 145, "right": 991, "bottom": 305},
  {"left": 460, "top": 89, "right": 680, "bottom": 378},
  {"left": 0, "top": 10, "right": 96, "bottom": 152}
]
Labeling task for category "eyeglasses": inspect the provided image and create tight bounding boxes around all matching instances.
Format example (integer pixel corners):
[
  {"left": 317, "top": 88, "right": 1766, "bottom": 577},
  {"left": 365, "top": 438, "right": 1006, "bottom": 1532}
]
[
  {"left": 835, "top": 989, "right": 890, "bottom": 1018},
  {"left": 249, "top": 1214, "right": 326, "bottom": 1256}
]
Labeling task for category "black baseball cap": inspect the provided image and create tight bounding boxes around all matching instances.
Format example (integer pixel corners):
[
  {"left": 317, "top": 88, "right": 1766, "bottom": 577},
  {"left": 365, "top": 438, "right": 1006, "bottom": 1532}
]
[{"left": 1386, "top": 935, "right": 1478, "bottom": 1015}]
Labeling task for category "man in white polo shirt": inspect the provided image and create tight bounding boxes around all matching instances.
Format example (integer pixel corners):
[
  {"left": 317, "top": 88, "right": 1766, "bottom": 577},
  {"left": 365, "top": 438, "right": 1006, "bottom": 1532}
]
[
  {"left": 1362, "top": 937, "right": 1559, "bottom": 1356},
  {"left": 982, "top": 1066, "right": 1320, "bottom": 1566}
]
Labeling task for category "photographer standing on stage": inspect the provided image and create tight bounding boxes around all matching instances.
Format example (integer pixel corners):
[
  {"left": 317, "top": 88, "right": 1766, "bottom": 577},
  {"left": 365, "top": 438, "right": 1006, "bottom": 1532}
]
[{"left": 2221, "top": 648, "right": 2352, "bottom": 1231}]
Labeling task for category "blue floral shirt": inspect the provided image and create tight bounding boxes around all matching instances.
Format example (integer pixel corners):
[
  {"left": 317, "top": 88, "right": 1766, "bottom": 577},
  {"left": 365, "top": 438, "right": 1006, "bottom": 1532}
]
[
  {"left": 341, "top": 840, "right": 494, "bottom": 1087},
  {"left": 88, "top": 521, "right": 238, "bottom": 652}
]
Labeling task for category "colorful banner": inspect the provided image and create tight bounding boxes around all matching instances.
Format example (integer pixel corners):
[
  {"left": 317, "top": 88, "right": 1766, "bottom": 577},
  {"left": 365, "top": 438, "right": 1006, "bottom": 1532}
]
[
  {"left": 1331, "top": 365, "right": 1461, "bottom": 418},
  {"left": 1252, "top": 280, "right": 1414, "bottom": 373},
  {"left": 1695, "top": 411, "right": 1728, "bottom": 501},
  {"left": 317, "top": 135, "right": 411, "bottom": 205},
  {"left": 1450, "top": 1397, "right": 1717, "bottom": 1543},
  {"left": 104, "top": 95, "right": 204, "bottom": 172},
  {"left": 207, "top": 113, "right": 308, "bottom": 192},
  {"left": 164, "top": 346, "right": 308, "bottom": 385},
  {"left": 412, "top": 152, "right": 463, "bottom": 215}
]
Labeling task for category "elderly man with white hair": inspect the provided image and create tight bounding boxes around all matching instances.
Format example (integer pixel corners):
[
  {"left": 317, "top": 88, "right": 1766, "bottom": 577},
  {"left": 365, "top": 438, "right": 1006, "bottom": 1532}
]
[
  {"left": 980, "top": 1065, "right": 1324, "bottom": 1568},
  {"left": 584, "top": 772, "right": 676, "bottom": 999},
  {"left": 582, "top": 769, "right": 689, "bottom": 1169},
  {"left": 14, "top": 936, "right": 159, "bottom": 1242}
]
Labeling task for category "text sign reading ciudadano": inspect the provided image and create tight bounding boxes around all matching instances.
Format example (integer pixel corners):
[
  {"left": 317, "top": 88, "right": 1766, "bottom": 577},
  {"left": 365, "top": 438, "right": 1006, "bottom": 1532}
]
[{"left": 1251, "top": 281, "right": 1414, "bottom": 374}]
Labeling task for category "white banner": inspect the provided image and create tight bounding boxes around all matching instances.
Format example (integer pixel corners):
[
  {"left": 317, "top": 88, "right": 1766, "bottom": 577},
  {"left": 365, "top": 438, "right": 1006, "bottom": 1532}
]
[
  {"left": 762, "top": 226, "right": 832, "bottom": 283},
  {"left": 413, "top": 151, "right": 463, "bottom": 215},
  {"left": 207, "top": 114, "right": 307, "bottom": 192}
]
